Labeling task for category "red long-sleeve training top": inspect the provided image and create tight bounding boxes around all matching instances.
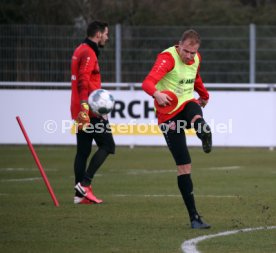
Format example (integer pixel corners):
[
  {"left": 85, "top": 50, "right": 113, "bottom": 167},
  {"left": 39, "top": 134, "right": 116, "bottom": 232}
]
[{"left": 70, "top": 38, "right": 101, "bottom": 120}]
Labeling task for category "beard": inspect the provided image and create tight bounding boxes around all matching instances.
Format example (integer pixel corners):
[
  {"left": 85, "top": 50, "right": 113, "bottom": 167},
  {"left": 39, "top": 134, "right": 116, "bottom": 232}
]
[{"left": 99, "top": 38, "right": 108, "bottom": 48}]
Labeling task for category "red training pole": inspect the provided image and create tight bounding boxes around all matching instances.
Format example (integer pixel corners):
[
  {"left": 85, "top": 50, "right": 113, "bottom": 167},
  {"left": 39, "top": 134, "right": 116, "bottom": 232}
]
[{"left": 16, "top": 116, "right": 59, "bottom": 207}]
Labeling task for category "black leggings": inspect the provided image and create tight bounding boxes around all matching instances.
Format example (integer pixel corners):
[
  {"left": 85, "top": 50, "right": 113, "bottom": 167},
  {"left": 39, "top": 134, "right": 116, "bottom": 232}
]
[
  {"left": 160, "top": 102, "right": 203, "bottom": 165},
  {"left": 74, "top": 117, "right": 115, "bottom": 184}
]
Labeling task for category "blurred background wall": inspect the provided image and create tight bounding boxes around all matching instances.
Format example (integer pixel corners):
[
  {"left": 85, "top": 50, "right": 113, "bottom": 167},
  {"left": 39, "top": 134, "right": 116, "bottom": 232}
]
[
  {"left": 0, "top": 0, "right": 275, "bottom": 147},
  {"left": 1, "top": 0, "right": 276, "bottom": 84}
]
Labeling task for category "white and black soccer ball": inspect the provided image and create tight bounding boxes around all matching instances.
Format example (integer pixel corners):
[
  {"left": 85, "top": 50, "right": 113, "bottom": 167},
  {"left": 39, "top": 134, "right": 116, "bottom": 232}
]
[{"left": 88, "top": 89, "right": 115, "bottom": 115}]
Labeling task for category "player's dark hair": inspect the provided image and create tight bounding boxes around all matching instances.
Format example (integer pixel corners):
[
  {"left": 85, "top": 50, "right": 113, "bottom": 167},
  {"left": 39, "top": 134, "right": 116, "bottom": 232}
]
[
  {"left": 180, "top": 29, "right": 201, "bottom": 45},
  {"left": 87, "top": 21, "right": 108, "bottom": 37}
]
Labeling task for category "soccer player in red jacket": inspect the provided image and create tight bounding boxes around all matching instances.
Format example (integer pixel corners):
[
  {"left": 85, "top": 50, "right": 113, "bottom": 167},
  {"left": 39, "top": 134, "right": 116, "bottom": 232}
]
[
  {"left": 142, "top": 29, "right": 212, "bottom": 229},
  {"left": 71, "top": 21, "right": 115, "bottom": 205}
]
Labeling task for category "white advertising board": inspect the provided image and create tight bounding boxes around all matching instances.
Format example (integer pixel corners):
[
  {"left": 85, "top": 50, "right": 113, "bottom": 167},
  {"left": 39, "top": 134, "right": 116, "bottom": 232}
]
[{"left": 0, "top": 89, "right": 275, "bottom": 147}]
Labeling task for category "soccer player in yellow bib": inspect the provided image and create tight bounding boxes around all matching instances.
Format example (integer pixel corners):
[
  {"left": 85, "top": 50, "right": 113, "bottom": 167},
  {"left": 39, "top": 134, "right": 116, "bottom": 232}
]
[{"left": 142, "top": 29, "right": 212, "bottom": 229}]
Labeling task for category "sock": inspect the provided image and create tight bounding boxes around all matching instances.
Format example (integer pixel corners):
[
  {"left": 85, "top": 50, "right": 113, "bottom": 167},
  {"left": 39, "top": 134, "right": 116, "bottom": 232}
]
[
  {"left": 81, "top": 149, "right": 109, "bottom": 186},
  {"left": 193, "top": 117, "right": 205, "bottom": 137},
  {"left": 177, "top": 174, "right": 198, "bottom": 221},
  {"left": 194, "top": 118, "right": 210, "bottom": 139}
]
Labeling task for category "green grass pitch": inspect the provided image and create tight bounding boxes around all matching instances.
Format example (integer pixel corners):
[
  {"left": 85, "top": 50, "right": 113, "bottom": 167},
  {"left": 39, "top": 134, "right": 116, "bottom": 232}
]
[{"left": 0, "top": 146, "right": 275, "bottom": 253}]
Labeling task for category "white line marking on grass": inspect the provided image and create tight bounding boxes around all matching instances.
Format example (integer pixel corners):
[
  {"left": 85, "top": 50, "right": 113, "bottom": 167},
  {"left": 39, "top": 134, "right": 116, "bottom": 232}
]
[
  {"left": 196, "top": 195, "right": 237, "bottom": 198},
  {"left": 181, "top": 226, "right": 276, "bottom": 253},
  {"left": 115, "top": 194, "right": 179, "bottom": 198},
  {"left": 1, "top": 177, "right": 42, "bottom": 182},
  {"left": 113, "top": 194, "right": 237, "bottom": 198},
  {"left": 128, "top": 169, "right": 175, "bottom": 175},
  {"left": 208, "top": 166, "right": 241, "bottom": 171},
  {"left": 0, "top": 168, "right": 57, "bottom": 172},
  {"left": 127, "top": 167, "right": 241, "bottom": 175}
]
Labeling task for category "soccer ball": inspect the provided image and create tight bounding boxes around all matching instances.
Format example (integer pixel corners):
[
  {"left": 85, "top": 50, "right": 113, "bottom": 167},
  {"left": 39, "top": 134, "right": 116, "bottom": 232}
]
[{"left": 88, "top": 89, "right": 115, "bottom": 115}]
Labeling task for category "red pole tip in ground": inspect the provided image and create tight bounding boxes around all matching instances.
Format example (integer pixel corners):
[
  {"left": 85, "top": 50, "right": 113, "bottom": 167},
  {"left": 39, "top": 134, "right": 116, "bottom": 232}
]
[{"left": 16, "top": 116, "right": 59, "bottom": 207}]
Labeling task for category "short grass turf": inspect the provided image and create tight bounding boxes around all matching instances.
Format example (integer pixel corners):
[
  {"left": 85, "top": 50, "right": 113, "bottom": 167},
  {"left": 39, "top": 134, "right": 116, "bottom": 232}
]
[{"left": 0, "top": 146, "right": 275, "bottom": 253}]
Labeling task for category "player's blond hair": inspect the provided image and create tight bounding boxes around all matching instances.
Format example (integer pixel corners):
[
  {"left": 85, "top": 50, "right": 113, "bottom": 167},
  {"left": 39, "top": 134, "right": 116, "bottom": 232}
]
[{"left": 180, "top": 29, "right": 201, "bottom": 45}]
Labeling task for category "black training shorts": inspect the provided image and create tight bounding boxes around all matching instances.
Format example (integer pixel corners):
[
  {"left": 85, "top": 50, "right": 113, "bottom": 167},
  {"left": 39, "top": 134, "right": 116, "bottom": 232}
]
[
  {"left": 159, "top": 101, "right": 202, "bottom": 165},
  {"left": 76, "top": 116, "right": 115, "bottom": 154}
]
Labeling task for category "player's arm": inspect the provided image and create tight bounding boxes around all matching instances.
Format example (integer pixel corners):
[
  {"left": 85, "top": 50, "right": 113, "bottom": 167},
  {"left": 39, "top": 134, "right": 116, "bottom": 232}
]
[
  {"left": 78, "top": 51, "right": 95, "bottom": 103},
  {"left": 77, "top": 51, "right": 95, "bottom": 129},
  {"left": 142, "top": 52, "right": 175, "bottom": 106},
  {"left": 194, "top": 53, "right": 209, "bottom": 107}
]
